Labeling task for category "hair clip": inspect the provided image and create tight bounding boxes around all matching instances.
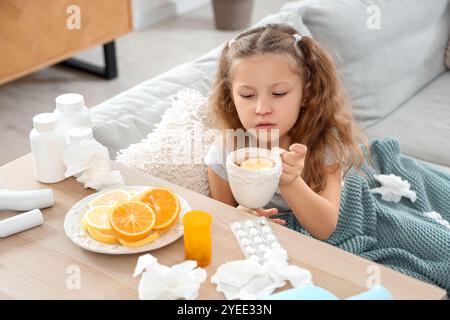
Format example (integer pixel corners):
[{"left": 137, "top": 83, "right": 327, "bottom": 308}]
[
  {"left": 293, "top": 34, "right": 302, "bottom": 43},
  {"left": 228, "top": 38, "right": 236, "bottom": 47}
]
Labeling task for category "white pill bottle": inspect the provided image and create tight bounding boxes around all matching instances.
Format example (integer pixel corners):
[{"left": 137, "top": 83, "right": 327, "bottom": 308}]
[
  {"left": 29, "top": 113, "right": 66, "bottom": 183},
  {"left": 53, "top": 93, "right": 91, "bottom": 134}
]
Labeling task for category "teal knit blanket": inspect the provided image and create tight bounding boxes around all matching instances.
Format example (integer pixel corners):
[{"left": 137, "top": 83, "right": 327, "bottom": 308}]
[{"left": 277, "top": 137, "right": 450, "bottom": 294}]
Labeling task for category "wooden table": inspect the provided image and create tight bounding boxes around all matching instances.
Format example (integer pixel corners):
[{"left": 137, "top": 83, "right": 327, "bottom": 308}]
[{"left": 0, "top": 154, "right": 447, "bottom": 299}]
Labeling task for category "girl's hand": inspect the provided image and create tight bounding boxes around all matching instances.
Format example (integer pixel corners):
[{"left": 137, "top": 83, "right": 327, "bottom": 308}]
[
  {"left": 277, "top": 143, "right": 307, "bottom": 188},
  {"left": 237, "top": 205, "right": 286, "bottom": 225}
]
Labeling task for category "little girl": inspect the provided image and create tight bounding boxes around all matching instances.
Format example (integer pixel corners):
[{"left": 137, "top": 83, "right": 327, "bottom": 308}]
[{"left": 205, "top": 23, "right": 368, "bottom": 241}]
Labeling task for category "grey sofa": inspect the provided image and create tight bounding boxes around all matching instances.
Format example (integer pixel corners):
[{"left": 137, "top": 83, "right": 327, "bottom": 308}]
[{"left": 90, "top": 0, "right": 450, "bottom": 173}]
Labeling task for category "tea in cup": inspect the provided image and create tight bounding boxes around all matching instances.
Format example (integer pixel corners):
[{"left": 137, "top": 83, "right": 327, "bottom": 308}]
[
  {"left": 226, "top": 148, "right": 282, "bottom": 209},
  {"left": 239, "top": 157, "right": 274, "bottom": 171}
]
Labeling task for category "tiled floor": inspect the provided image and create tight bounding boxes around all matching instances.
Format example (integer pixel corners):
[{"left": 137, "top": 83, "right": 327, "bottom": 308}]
[{"left": 0, "top": 0, "right": 291, "bottom": 165}]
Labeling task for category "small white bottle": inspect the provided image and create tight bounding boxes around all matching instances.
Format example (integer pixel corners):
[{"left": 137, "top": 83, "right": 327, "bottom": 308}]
[
  {"left": 66, "top": 126, "right": 94, "bottom": 145},
  {"left": 54, "top": 93, "right": 91, "bottom": 134},
  {"left": 29, "top": 113, "right": 66, "bottom": 183}
]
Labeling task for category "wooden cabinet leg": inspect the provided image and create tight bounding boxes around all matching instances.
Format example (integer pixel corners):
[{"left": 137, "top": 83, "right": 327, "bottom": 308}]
[{"left": 58, "top": 41, "right": 118, "bottom": 79}]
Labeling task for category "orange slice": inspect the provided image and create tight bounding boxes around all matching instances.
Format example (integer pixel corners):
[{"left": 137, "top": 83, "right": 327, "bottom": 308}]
[
  {"left": 84, "top": 205, "right": 115, "bottom": 235},
  {"left": 89, "top": 190, "right": 130, "bottom": 208},
  {"left": 156, "top": 215, "right": 179, "bottom": 235},
  {"left": 87, "top": 227, "right": 119, "bottom": 245},
  {"left": 109, "top": 201, "right": 156, "bottom": 242},
  {"left": 118, "top": 232, "right": 160, "bottom": 248},
  {"left": 138, "top": 187, "right": 180, "bottom": 230}
]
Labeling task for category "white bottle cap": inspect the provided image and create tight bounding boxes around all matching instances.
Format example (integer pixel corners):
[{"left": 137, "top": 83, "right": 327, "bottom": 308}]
[
  {"left": 67, "top": 127, "right": 93, "bottom": 144},
  {"left": 55, "top": 93, "right": 85, "bottom": 114},
  {"left": 33, "top": 113, "right": 58, "bottom": 132}
]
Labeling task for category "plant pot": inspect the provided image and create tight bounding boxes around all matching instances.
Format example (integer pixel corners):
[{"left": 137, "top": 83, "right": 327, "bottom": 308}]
[{"left": 212, "top": 0, "right": 254, "bottom": 30}]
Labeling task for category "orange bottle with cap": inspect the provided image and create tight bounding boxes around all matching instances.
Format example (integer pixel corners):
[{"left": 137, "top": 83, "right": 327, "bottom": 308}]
[{"left": 182, "top": 210, "right": 212, "bottom": 267}]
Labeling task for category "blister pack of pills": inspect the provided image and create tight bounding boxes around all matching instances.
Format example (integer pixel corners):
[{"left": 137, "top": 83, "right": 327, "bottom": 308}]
[{"left": 229, "top": 216, "right": 283, "bottom": 263}]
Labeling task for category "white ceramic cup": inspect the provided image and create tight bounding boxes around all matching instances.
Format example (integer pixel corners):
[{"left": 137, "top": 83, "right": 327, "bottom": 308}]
[{"left": 226, "top": 147, "right": 282, "bottom": 209}]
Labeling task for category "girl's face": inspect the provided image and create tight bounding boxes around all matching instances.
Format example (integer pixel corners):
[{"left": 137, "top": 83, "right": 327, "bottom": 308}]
[{"left": 231, "top": 53, "right": 303, "bottom": 148}]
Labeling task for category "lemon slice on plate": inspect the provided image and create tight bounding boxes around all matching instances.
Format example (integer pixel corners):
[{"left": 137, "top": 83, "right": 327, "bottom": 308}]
[
  {"left": 84, "top": 205, "right": 115, "bottom": 235},
  {"left": 87, "top": 227, "right": 119, "bottom": 245},
  {"left": 89, "top": 189, "right": 131, "bottom": 208}
]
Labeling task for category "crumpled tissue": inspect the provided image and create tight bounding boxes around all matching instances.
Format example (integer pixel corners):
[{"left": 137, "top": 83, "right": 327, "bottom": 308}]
[
  {"left": 423, "top": 211, "right": 450, "bottom": 230},
  {"left": 63, "top": 140, "right": 124, "bottom": 190},
  {"left": 369, "top": 174, "right": 416, "bottom": 203},
  {"left": 133, "top": 254, "right": 207, "bottom": 300},
  {"left": 211, "top": 248, "right": 313, "bottom": 300}
]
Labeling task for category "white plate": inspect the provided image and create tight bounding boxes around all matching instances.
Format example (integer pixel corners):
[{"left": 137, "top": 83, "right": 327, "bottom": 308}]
[{"left": 64, "top": 186, "right": 190, "bottom": 254}]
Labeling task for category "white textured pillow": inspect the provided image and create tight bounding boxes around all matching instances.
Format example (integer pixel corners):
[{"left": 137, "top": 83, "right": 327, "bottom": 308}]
[
  {"left": 446, "top": 39, "right": 450, "bottom": 69},
  {"left": 116, "top": 89, "right": 216, "bottom": 196}
]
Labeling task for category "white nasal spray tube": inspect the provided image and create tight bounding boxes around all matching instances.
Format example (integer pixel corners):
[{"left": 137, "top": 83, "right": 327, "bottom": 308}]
[
  {"left": 0, "top": 209, "right": 44, "bottom": 238},
  {"left": 0, "top": 189, "right": 54, "bottom": 211}
]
